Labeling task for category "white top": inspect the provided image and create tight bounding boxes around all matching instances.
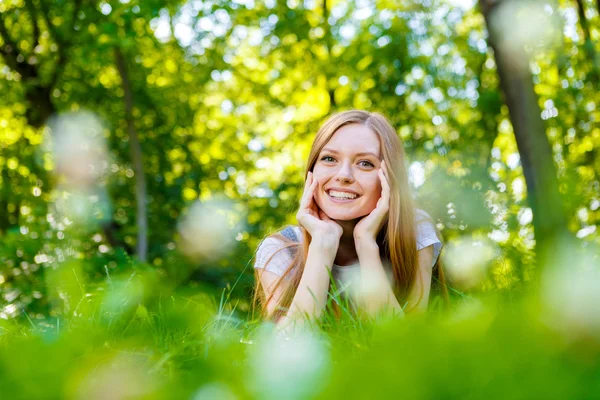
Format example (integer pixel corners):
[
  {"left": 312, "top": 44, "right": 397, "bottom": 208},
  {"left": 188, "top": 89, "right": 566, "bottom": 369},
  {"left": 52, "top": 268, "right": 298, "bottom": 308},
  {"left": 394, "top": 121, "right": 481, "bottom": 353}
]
[{"left": 254, "top": 209, "right": 442, "bottom": 297}]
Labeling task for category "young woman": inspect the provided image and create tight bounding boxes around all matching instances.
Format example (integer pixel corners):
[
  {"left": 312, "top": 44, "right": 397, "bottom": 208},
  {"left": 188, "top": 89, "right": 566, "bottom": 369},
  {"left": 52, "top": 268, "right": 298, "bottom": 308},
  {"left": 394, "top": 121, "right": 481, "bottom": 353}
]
[{"left": 253, "top": 110, "right": 448, "bottom": 327}]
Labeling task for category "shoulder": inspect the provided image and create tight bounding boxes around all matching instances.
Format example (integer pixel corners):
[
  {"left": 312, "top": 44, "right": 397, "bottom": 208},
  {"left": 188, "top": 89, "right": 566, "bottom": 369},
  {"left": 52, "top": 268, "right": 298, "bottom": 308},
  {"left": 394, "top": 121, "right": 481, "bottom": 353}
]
[
  {"left": 414, "top": 209, "right": 443, "bottom": 267},
  {"left": 415, "top": 208, "right": 434, "bottom": 224},
  {"left": 281, "top": 225, "right": 303, "bottom": 242},
  {"left": 414, "top": 209, "right": 438, "bottom": 240},
  {"left": 254, "top": 226, "right": 301, "bottom": 276}
]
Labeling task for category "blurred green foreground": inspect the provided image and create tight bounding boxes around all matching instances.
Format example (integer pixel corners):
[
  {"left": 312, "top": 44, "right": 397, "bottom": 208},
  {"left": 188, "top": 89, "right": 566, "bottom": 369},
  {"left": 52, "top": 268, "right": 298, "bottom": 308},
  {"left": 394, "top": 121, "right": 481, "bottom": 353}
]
[{"left": 1, "top": 244, "right": 600, "bottom": 399}]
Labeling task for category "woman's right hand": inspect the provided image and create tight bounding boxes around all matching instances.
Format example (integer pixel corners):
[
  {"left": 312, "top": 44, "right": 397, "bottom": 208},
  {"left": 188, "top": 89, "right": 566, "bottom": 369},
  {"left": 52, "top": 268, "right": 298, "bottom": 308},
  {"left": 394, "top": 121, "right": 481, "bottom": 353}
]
[{"left": 296, "top": 172, "right": 343, "bottom": 249}]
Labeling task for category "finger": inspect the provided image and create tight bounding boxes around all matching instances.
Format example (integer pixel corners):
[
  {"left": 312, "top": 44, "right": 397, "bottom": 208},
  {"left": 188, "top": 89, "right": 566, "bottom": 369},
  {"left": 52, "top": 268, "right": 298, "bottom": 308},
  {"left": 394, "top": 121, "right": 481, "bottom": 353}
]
[
  {"left": 300, "top": 173, "right": 315, "bottom": 208},
  {"left": 301, "top": 177, "right": 319, "bottom": 210},
  {"left": 309, "top": 175, "right": 318, "bottom": 196},
  {"left": 381, "top": 159, "right": 389, "bottom": 179},
  {"left": 378, "top": 168, "right": 391, "bottom": 206},
  {"left": 302, "top": 172, "right": 313, "bottom": 195},
  {"left": 310, "top": 179, "right": 320, "bottom": 208},
  {"left": 379, "top": 165, "right": 390, "bottom": 189},
  {"left": 379, "top": 171, "right": 390, "bottom": 199}
]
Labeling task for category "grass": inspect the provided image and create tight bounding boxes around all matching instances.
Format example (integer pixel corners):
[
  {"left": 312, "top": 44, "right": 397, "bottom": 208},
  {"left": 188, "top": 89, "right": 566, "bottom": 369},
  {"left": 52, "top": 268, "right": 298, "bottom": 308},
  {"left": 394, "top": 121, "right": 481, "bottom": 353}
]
[{"left": 0, "top": 262, "right": 599, "bottom": 400}]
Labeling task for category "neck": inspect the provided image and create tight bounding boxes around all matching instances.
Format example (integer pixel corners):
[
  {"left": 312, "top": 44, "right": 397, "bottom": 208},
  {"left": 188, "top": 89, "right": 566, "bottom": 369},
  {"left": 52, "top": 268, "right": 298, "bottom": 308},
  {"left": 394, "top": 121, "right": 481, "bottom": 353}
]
[{"left": 332, "top": 218, "right": 360, "bottom": 266}]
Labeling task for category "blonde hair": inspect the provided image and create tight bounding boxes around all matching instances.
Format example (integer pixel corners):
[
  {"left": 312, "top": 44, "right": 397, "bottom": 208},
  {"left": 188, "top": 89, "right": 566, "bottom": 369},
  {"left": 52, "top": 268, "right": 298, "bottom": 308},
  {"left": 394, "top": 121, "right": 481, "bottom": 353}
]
[{"left": 253, "top": 110, "right": 448, "bottom": 320}]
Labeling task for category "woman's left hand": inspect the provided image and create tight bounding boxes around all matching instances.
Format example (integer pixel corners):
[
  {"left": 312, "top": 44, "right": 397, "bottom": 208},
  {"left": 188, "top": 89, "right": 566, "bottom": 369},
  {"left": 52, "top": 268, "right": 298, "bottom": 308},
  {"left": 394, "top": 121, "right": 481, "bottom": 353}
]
[{"left": 353, "top": 160, "right": 390, "bottom": 245}]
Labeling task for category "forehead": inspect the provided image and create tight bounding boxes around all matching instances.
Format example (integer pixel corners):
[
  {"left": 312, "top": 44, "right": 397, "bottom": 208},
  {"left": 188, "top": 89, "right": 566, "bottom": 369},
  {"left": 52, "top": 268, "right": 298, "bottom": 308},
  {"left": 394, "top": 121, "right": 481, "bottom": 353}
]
[{"left": 324, "top": 124, "right": 381, "bottom": 155}]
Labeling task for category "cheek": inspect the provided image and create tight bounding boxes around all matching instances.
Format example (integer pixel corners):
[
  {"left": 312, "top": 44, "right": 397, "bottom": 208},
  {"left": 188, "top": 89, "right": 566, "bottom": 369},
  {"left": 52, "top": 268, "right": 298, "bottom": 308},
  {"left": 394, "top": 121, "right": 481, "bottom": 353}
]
[
  {"left": 362, "top": 178, "right": 382, "bottom": 207},
  {"left": 311, "top": 171, "right": 327, "bottom": 203},
  {"left": 311, "top": 166, "right": 327, "bottom": 181},
  {"left": 311, "top": 170, "right": 328, "bottom": 192},
  {"left": 364, "top": 177, "right": 381, "bottom": 197}
]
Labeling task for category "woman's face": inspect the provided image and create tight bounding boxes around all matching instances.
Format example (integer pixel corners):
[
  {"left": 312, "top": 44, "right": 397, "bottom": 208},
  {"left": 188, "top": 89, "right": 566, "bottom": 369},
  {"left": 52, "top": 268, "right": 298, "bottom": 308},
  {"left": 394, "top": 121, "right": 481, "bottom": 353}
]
[{"left": 312, "top": 124, "right": 383, "bottom": 221}]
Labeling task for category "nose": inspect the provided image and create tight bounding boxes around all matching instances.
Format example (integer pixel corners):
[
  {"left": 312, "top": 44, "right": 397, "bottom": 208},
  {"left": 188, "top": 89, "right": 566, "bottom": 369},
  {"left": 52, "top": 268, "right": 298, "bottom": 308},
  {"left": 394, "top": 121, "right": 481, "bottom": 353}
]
[{"left": 334, "top": 162, "right": 354, "bottom": 184}]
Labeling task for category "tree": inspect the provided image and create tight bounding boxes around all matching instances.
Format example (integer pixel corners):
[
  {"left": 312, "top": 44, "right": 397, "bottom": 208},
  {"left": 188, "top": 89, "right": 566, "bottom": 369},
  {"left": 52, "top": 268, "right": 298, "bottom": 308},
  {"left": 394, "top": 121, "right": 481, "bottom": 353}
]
[
  {"left": 114, "top": 46, "right": 148, "bottom": 262},
  {"left": 0, "top": 0, "right": 83, "bottom": 127},
  {"left": 480, "top": 0, "right": 569, "bottom": 279}
]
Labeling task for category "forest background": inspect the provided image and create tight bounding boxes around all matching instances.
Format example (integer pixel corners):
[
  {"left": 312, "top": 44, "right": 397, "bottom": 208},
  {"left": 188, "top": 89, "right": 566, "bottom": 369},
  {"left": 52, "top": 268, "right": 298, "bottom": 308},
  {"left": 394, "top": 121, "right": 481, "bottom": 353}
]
[{"left": 0, "top": 0, "right": 599, "bottom": 398}]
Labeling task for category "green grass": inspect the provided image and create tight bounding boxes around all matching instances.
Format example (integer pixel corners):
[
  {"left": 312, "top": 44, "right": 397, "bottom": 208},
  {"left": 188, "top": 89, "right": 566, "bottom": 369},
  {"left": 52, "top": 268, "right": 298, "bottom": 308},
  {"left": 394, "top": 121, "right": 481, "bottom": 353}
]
[{"left": 1, "top": 265, "right": 599, "bottom": 400}]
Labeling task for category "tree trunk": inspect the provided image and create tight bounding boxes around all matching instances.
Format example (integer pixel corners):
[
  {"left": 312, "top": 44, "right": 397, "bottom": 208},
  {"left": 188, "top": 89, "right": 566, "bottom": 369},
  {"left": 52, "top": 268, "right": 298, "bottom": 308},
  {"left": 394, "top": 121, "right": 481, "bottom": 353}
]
[
  {"left": 114, "top": 46, "right": 148, "bottom": 262},
  {"left": 480, "top": 0, "right": 569, "bottom": 282},
  {"left": 575, "top": 0, "right": 599, "bottom": 82},
  {"left": 24, "top": 85, "right": 56, "bottom": 128}
]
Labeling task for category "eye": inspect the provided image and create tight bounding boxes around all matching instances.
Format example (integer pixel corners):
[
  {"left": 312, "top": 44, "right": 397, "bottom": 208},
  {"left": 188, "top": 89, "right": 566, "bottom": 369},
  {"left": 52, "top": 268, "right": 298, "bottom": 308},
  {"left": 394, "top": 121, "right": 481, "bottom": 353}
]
[
  {"left": 359, "top": 160, "right": 375, "bottom": 167},
  {"left": 321, "top": 156, "right": 336, "bottom": 162}
]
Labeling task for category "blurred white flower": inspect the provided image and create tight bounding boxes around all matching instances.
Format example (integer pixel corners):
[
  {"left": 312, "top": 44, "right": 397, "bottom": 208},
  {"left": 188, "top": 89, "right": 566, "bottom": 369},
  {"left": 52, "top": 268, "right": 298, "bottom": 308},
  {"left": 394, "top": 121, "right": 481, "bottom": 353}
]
[
  {"left": 248, "top": 324, "right": 330, "bottom": 400},
  {"left": 443, "top": 236, "right": 498, "bottom": 290},
  {"left": 0, "top": 303, "right": 19, "bottom": 319},
  {"left": 193, "top": 382, "right": 238, "bottom": 400},
  {"left": 348, "top": 265, "right": 385, "bottom": 306},
  {"left": 50, "top": 189, "right": 112, "bottom": 227},
  {"left": 177, "top": 197, "right": 245, "bottom": 261},
  {"left": 41, "top": 111, "right": 113, "bottom": 228},
  {"left": 489, "top": 1, "right": 560, "bottom": 72},
  {"left": 541, "top": 247, "right": 600, "bottom": 341},
  {"left": 73, "top": 354, "right": 157, "bottom": 400},
  {"left": 46, "top": 111, "right": 109, "bottom": 189}
]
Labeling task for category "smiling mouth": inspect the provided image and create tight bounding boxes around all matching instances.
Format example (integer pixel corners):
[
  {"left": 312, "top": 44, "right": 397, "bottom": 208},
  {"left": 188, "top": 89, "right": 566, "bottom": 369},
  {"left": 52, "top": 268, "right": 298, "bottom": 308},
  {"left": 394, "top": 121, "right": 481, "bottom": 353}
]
[{"left": 327, "top": 190, "right": 360, "bottom": 201}]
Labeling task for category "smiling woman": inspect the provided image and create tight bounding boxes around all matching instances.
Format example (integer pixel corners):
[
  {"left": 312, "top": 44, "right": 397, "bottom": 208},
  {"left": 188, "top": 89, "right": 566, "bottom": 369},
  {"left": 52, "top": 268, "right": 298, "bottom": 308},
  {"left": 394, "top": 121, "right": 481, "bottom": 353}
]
[
  {"left": 252, "top": 110, "right": 448, "bottom": 327},
  {"left": 313, "top": 124, "right": 383, "bottom": 221}
]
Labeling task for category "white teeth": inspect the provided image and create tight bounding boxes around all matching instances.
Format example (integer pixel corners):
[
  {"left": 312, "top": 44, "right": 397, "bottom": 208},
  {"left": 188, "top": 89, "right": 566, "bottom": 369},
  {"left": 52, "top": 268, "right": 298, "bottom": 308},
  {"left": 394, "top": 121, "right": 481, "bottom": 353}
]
[{"left": 328, "top": 190, "right": 358, "bottom": 199}]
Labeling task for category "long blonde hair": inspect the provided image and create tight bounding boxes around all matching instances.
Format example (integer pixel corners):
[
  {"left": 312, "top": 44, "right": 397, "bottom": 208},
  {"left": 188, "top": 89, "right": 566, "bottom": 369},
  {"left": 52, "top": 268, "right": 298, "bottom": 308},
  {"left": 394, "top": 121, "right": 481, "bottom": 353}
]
[{"left": 253, "top": 110, "right": 449, "bottom": 320}]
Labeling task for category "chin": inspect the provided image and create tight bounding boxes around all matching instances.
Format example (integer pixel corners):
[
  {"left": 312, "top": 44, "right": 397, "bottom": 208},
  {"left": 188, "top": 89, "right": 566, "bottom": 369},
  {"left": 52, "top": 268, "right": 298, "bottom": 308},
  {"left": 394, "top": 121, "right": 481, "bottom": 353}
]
[
  {"left": 322, "top": 207, "right": 370, "bottom": 221},
  {"left": 316, "top": 195, "right": 374, "bottom": 221}
]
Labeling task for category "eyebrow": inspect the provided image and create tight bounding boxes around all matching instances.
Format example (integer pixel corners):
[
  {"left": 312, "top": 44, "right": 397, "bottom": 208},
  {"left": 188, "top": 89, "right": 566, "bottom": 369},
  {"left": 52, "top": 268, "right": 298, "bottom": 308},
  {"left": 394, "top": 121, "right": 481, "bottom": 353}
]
[{"left": 321, "top": 147, "right": 381, "bottom": 159}]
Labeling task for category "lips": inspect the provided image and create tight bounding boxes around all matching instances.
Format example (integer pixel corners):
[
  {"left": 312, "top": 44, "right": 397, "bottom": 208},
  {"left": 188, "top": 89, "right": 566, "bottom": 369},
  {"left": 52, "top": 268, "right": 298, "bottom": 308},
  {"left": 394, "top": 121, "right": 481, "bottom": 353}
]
[
  {"left": 326, "top": 188, "right": 361, "bottom": 202},
  {"left": 326, "top": 187, "right": 359, "bottom": 195}
]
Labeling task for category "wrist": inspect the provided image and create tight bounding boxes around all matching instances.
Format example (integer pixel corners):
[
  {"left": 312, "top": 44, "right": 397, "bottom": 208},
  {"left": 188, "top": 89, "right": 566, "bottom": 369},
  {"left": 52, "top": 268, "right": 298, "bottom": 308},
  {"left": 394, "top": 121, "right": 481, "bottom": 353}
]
[
  {"left": 309, "top": 238, "right": 339, "bottom": 255},
  {"left": 355, "top": 238, "right": 379, "bottom": 256},
  {"left": 353, "top": 230, "right": 376, "bottom": 244},
  {"left": 307, "top": 241, "right": 338, "bottom": 272}
]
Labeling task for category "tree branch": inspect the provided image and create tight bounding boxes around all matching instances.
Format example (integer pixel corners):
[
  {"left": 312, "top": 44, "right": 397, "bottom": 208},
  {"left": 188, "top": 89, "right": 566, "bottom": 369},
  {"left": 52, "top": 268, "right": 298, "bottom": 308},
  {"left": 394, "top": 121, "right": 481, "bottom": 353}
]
[
  {"left": 0, "top": 13, "right": 38, "bottom": 79},
  {"left": 38, "top": 0, "right": 83, "bottom": 87},
  {"left": 575, "top": 0, "right": 599, "bottom": 82},
  {"left": 0, "top": 12, "right": 19, "bottom": 53},
  {"left": 24, "top": 0, "right": 41, "bottom": 49},
  {"left": 37, "top": 0, "right": 59, "bottom": 44}
]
